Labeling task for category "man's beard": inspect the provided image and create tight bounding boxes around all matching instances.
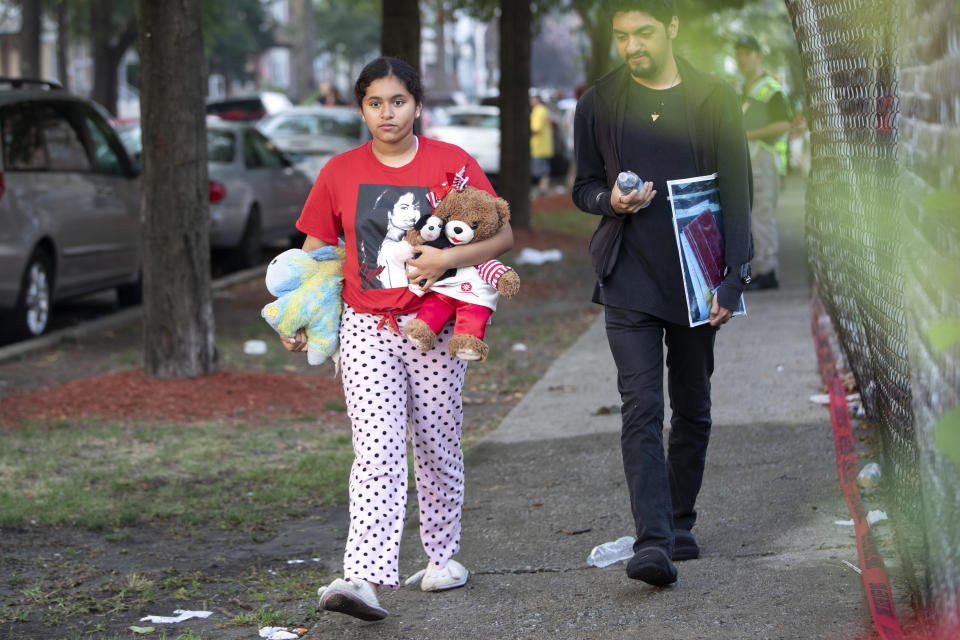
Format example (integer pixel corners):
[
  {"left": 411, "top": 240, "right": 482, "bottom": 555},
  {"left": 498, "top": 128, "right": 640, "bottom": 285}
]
[{"left": 628, "top": 53, "right": 662, "bottom": 79}]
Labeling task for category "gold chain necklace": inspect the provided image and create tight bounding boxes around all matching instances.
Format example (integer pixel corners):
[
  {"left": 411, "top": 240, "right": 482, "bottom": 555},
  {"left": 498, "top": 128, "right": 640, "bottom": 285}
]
[{"left": 651, "top": 68, "right": 681, "bottom": 122}]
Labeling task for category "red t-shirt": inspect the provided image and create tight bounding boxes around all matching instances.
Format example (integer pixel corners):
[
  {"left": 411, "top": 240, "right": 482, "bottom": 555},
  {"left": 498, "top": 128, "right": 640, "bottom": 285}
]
[{"left": 295, "top": 136, "right": 495, "bottom": 315}]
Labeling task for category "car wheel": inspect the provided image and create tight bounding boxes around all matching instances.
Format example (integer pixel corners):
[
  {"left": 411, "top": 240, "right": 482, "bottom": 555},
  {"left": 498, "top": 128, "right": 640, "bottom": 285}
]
[
  {"left": 10, "top": 249, "right": 53, "bottom": 340},
  {"left": 117, "top": 272, "right": 143, "bottom": 307},
  {"left": 233, "top": 206, "right": 262, "bottom": 269}
]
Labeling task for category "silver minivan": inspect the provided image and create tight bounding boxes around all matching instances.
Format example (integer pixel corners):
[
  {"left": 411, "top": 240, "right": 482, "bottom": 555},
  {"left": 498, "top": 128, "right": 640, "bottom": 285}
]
[{"left": 0, "top": 79, "right": 141, "bottom": 341}]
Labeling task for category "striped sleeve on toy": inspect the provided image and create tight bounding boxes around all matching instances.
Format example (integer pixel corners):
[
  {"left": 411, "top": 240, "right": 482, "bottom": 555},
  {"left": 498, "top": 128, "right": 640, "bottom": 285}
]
[{"left": 476, "top": 259, "right": 512, "bottom": 287}]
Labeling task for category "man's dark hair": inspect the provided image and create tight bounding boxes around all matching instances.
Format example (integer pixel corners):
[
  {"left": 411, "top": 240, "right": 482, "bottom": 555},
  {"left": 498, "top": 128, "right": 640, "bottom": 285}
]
[
  {"left": 354, "top": 56, "right": 424, "bottom": 108},
  {"left": 606, "top": 0, "right": 677, "bottom": 29}
]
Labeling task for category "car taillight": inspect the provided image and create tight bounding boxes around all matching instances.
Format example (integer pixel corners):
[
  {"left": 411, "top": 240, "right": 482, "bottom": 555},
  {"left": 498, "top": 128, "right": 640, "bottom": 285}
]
[{"left": 209, "top": 180, "right": 226, "bottom": 203}]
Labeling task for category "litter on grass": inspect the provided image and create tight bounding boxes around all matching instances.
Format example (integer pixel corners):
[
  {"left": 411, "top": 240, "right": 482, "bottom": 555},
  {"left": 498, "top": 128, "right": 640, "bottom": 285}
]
[
  {"left": 244, "top": 339, "right": 268, "bottom": 355},
  {"left": 834, "top": 510, "right": 888, "bottom": 527},
  {"left": 260, "top": 628, "right": 299, "bottom": 640},
  {"left": 286, "top": 557, "right": 321, "bottom": 564},
  {"left": 140, "top": 610, "right": 212, "bottom": 624},
  {"left": 515, "top": 248, "right": 562, "bottom": 265}
]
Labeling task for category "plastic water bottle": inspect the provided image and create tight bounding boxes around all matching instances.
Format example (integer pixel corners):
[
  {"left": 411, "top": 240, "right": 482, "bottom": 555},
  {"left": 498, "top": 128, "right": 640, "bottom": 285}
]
[
  {"left": 617, "top": 171, "right": 641, "bottom": 194},
  {"left": 586, "top": 536, "right": 635, "bottom": 568},
  {"left": 857, "top": 462, "right": 882, "bottom": 490}
]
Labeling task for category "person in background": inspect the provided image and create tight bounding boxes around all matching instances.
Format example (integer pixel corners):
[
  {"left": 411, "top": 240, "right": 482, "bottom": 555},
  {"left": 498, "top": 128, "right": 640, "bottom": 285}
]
[
  {"left": 314, "top": 80, "right": 347, "bottom": 107},
  {"left": 572, "top": 0, "right": 752, "bottom": 587},
  {"left": 284, "top": 56, "right": 513, "bottom": 622},
  {"left": 735, "top": 34, "right": 792, "bottom": 290},
  {"left": 529, "top": 92, "right": 554, "bottom": 198}
]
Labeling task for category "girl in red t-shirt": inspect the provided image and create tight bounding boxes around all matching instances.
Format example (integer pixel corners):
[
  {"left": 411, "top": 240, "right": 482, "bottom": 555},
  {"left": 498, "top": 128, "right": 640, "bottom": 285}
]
[{"left": 283, "top": 56, "right": 513, "bottom": 621}]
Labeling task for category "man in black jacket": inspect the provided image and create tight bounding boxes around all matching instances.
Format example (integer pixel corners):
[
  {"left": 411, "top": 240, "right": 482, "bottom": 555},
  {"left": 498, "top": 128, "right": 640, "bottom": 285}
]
[{"left": 572, "top": 0, "right": 752, "bottom": 587}]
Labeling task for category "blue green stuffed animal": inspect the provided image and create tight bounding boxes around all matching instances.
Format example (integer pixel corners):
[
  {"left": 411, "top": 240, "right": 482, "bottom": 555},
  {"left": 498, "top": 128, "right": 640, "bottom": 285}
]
[{"left": 261, "top": 246, "right": 345, "bottom": 366}]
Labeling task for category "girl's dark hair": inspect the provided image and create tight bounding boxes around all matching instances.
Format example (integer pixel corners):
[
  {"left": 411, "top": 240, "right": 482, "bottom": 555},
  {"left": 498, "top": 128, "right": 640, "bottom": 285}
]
[
  {"left": 354, "top": 56, "right": 424, "bottom": 108},
  {"left": 606, "top": 0, "right": 677, "bottom": 29}
]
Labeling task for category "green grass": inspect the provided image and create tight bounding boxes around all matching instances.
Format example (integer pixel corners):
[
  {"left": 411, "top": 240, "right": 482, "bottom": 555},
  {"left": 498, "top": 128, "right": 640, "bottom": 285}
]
[
  {"left": 531, "top": 206, "right": 598, "bottom": 236},
  {"left": 0, "top": 418, "right": 354, "bottom": 531}
]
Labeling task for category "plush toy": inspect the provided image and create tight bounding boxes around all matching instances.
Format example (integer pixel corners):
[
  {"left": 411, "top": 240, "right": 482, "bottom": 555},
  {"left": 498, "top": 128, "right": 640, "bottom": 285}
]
[
  {"left": 261, "top": 245, "right": 345, "bottom": 366},
  {"left": 401, "top": 185, "right": 520, "bottom": 362}
]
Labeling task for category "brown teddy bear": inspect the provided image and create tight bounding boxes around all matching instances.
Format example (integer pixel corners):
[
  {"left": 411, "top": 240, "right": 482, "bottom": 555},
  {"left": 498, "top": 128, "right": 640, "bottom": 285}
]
[{"left": 402, "top": 185, "right": 520, "bottom": 361}]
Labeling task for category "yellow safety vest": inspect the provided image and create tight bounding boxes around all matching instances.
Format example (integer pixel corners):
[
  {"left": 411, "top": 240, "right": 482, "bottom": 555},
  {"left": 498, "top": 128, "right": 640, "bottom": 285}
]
[{"left": 748, "top": 76, "right": 790, "bottom": 176}]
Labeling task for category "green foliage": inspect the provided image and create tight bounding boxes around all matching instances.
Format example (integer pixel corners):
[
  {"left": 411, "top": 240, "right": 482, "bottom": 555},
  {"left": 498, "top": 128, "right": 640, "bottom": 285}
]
[
  {"left": 314, "top": 0, "right": 381, "bottom": 62},
  {"left": 933, "top": 408, "right": 960, "bottom": 467},
  {"left": 204, "top": 0, "right": 276, "bottom": 83},
  {"left": 927, "top": 319, "right": 960, "bottom": 352}
]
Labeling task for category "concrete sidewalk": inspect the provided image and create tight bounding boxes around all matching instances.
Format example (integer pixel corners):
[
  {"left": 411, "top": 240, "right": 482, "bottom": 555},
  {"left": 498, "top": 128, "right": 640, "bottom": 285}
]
[{"left": 306, "top": 177, "right": 885, "bottom": 639}]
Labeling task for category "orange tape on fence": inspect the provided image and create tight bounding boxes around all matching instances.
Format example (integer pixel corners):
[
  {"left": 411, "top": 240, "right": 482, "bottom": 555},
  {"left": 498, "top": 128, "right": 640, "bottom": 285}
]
[{"left": 811, "top": 293, "right": 904, "bottom": 640}]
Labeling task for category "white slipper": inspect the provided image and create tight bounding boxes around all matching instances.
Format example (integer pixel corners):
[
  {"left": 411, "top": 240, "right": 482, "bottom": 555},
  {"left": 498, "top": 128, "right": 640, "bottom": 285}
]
[
  {"left": 318, "top": 578, "right": 388, "bottom": 621},
  {"left": 404, "top": 559, "right": 469, "bottom": 592}
]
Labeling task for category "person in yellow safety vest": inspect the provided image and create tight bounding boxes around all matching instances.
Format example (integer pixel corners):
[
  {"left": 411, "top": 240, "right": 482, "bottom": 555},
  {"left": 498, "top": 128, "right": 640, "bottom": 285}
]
[
  {"left": 529, "top": 92, "right": 554, "bottom": 198},
  {"left": 735, "top": 34, "right": 792, "bottom": 290}
]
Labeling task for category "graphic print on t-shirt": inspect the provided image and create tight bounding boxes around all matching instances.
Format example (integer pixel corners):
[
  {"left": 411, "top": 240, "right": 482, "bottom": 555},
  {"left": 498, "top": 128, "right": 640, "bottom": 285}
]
[{"left": 355, "top": 183, "right": 431, "bottom": 289}]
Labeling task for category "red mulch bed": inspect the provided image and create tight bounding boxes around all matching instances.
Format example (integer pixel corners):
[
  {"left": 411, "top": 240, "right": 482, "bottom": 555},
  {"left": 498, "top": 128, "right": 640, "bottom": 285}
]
[
  {"left": 0, "top": 369, "right": 344, "bottom": 428},
  {"left": 0, "top": 194, "right": 584, "bottom": 430}
]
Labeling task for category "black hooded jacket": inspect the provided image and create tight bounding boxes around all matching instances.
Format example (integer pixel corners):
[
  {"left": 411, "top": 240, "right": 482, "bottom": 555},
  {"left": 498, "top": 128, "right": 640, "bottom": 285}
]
[{"left": 572, "top": 57, "right": 753, "bottom": 313}]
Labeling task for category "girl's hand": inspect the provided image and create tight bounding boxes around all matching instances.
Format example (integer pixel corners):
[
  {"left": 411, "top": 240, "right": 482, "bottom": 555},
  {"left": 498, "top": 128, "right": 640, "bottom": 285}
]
[
  {"left": 406, "top": 245, "right": 451, "bottom": 291},
  {"left": 282, "top": 327, "right": 308, "bottom": 352}
]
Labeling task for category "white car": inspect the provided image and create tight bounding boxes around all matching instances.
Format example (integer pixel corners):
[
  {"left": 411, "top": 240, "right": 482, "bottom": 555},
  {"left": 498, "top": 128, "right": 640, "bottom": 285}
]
[
  {"left": 424, "top": 105, "right": 501, "bottom": 182},
  {"left": 115, "top": 118, "right": 313, "bottom": 268},
  {"left": 258, "top": 106, "right": 369, "bottom": 180}
]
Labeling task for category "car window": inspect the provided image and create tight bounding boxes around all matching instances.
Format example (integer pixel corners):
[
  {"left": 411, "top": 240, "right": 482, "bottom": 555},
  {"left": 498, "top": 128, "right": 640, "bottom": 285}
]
[
  {"left": 41, "top": 106, "right": 92, "bottom": 171},
  {"left": 82, "top": 110, "right": 127, "bottom": 176},
  {"left": 207, "top": 129, "right": 236, "bottom": 163},
  {"left": 315, "top": 113, "right": 362, "bottom": 139},
  {"left": 1, "top": 103, "right": 92, "bottom": 172},
  {"left": 1, "top": 104, "right": 47, "bottom": 170},
  {"left": 448, "top": 112, "right": 499, "bottom": 128},
  {"left": 244, "top": 130, "right": 285, "bottom": 169},
  {"left": 264, "top": 114, "right": 315, "bottom": 135}
]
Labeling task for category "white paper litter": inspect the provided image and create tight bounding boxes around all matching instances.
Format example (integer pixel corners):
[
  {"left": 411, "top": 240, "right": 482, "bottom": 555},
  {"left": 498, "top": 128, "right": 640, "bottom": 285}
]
[
  {"left": 515, "top": 247, "right": 562, "bottom": 265},
  {"left": 260, "top": 627, "right": 298, "bottom": 640},
  {"left": 511, "top": 343, "right": 528, "bottom": 352},
  {"left": 244, "top": 339, "right": 267, "bottom": 355},
  {"left": 140, "top": 610, "right": 212, "bottom": 624},
  {"left": 834, "top": 510, "right": 888, "bottom": 527}
]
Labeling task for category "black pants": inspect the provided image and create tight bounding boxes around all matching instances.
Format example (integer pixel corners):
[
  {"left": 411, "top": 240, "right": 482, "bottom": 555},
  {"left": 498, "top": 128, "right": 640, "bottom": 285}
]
[{"left": 604, "top": 306, "right": 716, "bottom": 555}]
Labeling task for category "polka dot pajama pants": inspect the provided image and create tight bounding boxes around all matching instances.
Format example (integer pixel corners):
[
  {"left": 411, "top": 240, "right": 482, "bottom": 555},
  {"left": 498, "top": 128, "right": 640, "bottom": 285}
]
[{"left": 338, "top": 305, "right": 468, "bottom": 587}]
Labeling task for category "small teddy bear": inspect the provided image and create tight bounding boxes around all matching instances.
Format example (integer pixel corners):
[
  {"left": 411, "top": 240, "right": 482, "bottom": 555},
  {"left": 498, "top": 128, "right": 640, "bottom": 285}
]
[
  {"left": 401, "top": 185, "right": 520, "bottom": 362},
  {"left": 261, "top": 245, "right": 345, "bottom": 366}
]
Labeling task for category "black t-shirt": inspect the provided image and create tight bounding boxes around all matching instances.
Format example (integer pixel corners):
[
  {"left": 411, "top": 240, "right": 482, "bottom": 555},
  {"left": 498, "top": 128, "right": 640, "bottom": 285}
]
[{"left": 593, "top": 80, "right": 697, "bottom": 325}]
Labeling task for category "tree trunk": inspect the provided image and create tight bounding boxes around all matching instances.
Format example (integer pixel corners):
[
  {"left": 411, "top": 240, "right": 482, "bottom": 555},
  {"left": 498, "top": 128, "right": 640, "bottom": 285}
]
[
  {"left": 136, "top": 0, "right": 217, "bottom": 379},
  {"left": 91, "top": 0, "right": 137, "bottom": 116},
  {"left": 381, "top": 0, "right": 420, "bottom": 72},
  {"left": 585, "top": 21, "right": 612, "bottom": 85},
  {"left": 19, "top": 0, "right": 43, "bottom": 78},
  {"left": 289, "top": 0, "right": 316, "bottom": 103},
  {"left": 55, "top": 0, "right": 69, "bottom": 91},
  {"left": 498, "top": 0, "right": 532, "bottom": 229}
]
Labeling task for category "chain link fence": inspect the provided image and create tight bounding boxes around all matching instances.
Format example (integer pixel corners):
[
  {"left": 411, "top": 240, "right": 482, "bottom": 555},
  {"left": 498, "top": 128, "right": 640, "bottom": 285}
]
[{"left": 785, "top": 0, "right": 960, "bottom": 629}]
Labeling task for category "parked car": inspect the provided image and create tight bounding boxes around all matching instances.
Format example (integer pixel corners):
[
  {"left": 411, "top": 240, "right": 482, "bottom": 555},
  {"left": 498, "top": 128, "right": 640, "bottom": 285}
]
[
  {"left": 257, "top": 105, "right": 368, "bottom": 180},
  {"left": 205, "top": 91, "right": 293, "bottom": 121},
  {"left": 0, "top": 77, "right": 142, "bottom": 341},
  {"left": 424, "top": 105, "right": 501, "bottom": 182},
  {"left": 116, "top": 117, "right": 314, "bottom": 269}
]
